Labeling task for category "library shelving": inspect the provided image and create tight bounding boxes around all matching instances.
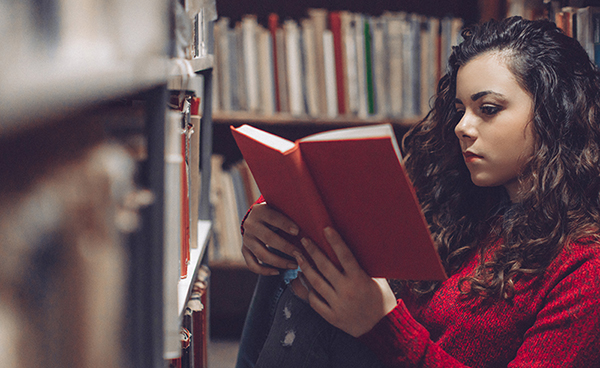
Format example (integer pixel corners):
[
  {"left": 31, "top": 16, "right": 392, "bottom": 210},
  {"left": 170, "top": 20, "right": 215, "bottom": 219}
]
[{"left": 0, "top": 1, "right": 216, "bottom": 367}]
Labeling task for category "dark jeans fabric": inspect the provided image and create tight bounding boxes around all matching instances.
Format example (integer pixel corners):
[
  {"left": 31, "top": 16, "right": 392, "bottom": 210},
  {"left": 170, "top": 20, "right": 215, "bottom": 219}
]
[
  {"left": 235, "top": 271, "right": 298, "bottom": 368},
  {"left": 236, "top": 271, "right": 385, "bottom": 368}
]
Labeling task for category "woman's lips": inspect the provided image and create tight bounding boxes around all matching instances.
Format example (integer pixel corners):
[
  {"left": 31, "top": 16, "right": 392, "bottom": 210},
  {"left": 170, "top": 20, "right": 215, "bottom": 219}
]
[{"left": 463, "top": 151, "right": 483, "bottom": 163}]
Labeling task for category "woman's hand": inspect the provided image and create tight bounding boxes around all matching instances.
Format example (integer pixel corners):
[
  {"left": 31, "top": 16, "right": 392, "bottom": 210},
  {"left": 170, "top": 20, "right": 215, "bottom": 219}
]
[
  {"left": 294, "top": 227, "right": 398, "bottom": 337},
  {"left": 242, "top": 203, "right": 301, "bottom": 275}
]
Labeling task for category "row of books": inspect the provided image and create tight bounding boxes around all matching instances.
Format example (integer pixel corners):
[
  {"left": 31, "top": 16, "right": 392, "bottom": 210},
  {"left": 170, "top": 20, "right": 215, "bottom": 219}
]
[
  {"left": 209, "top": 155, "right": 261, "bottom": 263},
  {"left": 212, "top": 10, "right": 463, "bottom": 120},
  {"left": 167, "top": 266, "right": 210, "bottom": 368},
  {"left": 554, "top": 6, "right": 600, "bottom": 66}
]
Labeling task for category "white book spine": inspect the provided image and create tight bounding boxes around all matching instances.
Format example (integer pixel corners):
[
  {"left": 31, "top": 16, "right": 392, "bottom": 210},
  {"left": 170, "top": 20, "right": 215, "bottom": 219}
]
[
  {"left": 323, "top": 29, "right": 338, "bottom": 118},
  {"left": 216, "top": 18, "right": 232, "bottom": 111},
  {"left": 386, "top": 13, "right": 403, "bottom": 118},
  {"left": 372, "top": 17, "right": 388, "bottom": 117},
  {"left": 242, "top": 16, "right": 260, "bottom": 112},
  {"left": 284, "top": 20, "right": 304, "bottom": 116},
  {"left": 274, "top": 29, "right": 290, "bottom": 113},
  {"left": 408, "top": 14, "right": 421, "bottom": 118},
  {"left": 258, "top": 27, "right": 276, "bottom": 115},
  {"left": 426, "top": 18, "right": 440, "bottom": 113},
  {"left": 401, "top": 13, "right": 412, "bottom": 119},
  {"left": 354, "top": 13, "right": 368, "bottom": 119},
  {"left": 301, "top": 19, "right": 320, "bottom": 116}
]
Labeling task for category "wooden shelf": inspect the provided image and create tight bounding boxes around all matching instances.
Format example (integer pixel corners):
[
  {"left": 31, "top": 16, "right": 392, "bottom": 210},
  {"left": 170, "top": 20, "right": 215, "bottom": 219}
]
[
  {"left": 191, "top": 54, "right": 215, "bottom": 72},
  {"left": 0, "top": 56, "right": 169, "bottom": 135},
  {"left": 213, "top": 111, "right": 422, "bottom": 128}
]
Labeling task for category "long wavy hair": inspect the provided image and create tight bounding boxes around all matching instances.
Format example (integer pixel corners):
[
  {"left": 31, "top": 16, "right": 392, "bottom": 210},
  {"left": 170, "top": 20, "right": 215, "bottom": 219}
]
[{"left": 399, "top": 16, "right": 600, "bottom": 300}]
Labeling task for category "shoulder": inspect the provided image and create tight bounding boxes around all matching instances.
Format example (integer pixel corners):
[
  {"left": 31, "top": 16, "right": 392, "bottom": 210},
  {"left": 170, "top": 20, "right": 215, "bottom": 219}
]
[
  {"left": 543, "top": 236, "right": 600, "bottom": 292},
  {"left": 557, "top": 236, "right": 600, "bottom": 268}
]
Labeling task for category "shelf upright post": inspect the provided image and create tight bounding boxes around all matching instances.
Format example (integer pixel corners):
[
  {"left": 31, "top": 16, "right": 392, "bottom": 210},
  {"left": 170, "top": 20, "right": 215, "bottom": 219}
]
[
  {"left": 128, "top": 85, "right": 168, "bottom": 368},
  {"left": 198, "top": 67, "right": 214, "bottom": 221}
]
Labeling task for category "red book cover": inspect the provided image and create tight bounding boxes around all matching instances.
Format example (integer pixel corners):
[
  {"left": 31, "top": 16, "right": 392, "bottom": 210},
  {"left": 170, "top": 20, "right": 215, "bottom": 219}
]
[
  {"left": 268, "top": 13, "right": 281, "bottom": 112},
  {"left": 231, "top": 124, "right": 447, "bottom": 280},
  {"left": 181, "top": 131, "right": 190, "bottom": 279},
  {"left": 329, "top": 11, "right": 347, "bottom": 115}
]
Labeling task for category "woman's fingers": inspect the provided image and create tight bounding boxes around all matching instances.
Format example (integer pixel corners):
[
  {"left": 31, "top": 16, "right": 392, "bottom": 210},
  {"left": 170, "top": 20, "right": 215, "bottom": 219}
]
[
  {"left": 299, "top": 236, "right": 344, "bottom": 286},
  {"left": 323, "top": 227, "right": 363, "bottom": 276},
  {"left": 246, "top": 203, "right": 299, "bottom": 238},
  {"left": 243, "top": 204, "right": 299, "bottom": 257},
  {"left": 242, "top": 234, "right": 296, "bottom": 271},
  {"left": 241, "top": 246, "right": 281, "bottom": 276},
  {"left": 293, "top": 247, "right": 337, "bottom": 308}
]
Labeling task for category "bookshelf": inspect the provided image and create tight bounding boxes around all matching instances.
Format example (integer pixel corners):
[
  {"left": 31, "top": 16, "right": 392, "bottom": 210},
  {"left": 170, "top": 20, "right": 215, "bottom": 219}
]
[{"left": 0, "top": 1, "right": 216, "bottom": 368}]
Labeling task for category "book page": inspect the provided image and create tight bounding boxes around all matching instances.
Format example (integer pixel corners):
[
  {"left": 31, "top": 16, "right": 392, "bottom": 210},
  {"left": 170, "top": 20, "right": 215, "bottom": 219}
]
[
  {"left": 301, "top": 123, "right": 402, "bottom": 159},
  {"left": 234, "top": 124, "right": 295, "bottom": 152}
]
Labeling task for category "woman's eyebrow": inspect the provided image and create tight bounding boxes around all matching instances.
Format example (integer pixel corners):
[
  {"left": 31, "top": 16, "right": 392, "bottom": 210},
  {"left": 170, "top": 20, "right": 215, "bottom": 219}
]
[{"left": 471, "top": 90, "right": 503, "bottom": 101}]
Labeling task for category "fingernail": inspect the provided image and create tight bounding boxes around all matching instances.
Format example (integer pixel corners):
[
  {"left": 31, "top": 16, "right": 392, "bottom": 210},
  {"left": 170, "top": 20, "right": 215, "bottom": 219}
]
[
  {"left": 287, "top": 262, "right": 298, "bottom": 269},
  {"left": 301, "top": 238, "right": 309, "bottom": 248},
  {"left": 293, "top": 251, "right": 304, "bottom": 263},
  {"left": 289, "top": 226, "right": 299, "bottom": 236},
  {"left": 269, "top": 269, "right": 280, "bottom": 276}
]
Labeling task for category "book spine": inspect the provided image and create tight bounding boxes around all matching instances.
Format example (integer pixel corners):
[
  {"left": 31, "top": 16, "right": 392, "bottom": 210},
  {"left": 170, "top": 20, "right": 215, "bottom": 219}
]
[
  {"left": 301, "top": 18, "right": 320, "bottom": 116},
  {"left": 268, "top": 13, "right": 282, "bottom": 112},
  {"left": 594, "top": 11, "right": 600, "bottom": 67},
  {"left": 308, "top": 8, "right": 329, "bottom": 116},
  {"left": 353, "top": 13, "right": 368, "bottom": 119},
  {"left": 330, "top": 11, "right": 347, "bottom": 115},
  {"left": 385, "top": 12, "right": 403, "bottom": 118},
  {"left": 363, "top": 18, "right": 375, "bottom": 115},
  {"left": 284, "top": 19, "right": 305, "bottom": 116},
  {"left": 216, "top": 18, "right": 231, "bottom": 111},
  {"left": 242, "top": 15, "right": 260, "bottom": 112},
  {"left": 323, "top": 29, "right": 339, "bottom": 118},
  {"left": 409, "top": 14, "right": 421, "bottom": 118},
  {"left": 275, "top": 27, "right": 290, "bottom": 113},
  {"left": 257, "top": 26, "right": 276, "bottom": 115},
  {"left": 372, "top": 16, "right": 388, "bottom": 117}
]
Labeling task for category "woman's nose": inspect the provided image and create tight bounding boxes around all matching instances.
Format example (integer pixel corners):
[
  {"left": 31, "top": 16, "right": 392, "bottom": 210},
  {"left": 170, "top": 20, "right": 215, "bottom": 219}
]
[{"left": 454, "top": 111, "right": 477, "bottom": 140}]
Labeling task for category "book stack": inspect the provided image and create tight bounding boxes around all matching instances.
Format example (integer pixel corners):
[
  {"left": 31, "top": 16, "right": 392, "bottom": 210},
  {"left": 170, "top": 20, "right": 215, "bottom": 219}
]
[
  {"left": 212, "top": 10, "right": 463, "bottom": 121},
  {"left": 554, "top": 6, "right": 600, "bottom": 66},
  {"left": 167, "top": 266, "right": 211, "bottom": 368},
  {"left": 208, "top": 156, "right": 261, "bottom": 263}
]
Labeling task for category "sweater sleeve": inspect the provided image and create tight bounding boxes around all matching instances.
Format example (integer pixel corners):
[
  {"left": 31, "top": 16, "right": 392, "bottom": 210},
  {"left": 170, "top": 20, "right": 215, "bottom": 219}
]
[
  {"left": 359, "top": 257, "right": 600, "bottom": 367},
  {"left": 358, "top": 301, "right": 470, "bottom": 368}
]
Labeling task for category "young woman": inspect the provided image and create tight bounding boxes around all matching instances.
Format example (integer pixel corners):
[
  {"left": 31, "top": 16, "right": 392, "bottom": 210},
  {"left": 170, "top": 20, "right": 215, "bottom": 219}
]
[{"left": 237, "top": 16, "right": 600, "bottom": 367}]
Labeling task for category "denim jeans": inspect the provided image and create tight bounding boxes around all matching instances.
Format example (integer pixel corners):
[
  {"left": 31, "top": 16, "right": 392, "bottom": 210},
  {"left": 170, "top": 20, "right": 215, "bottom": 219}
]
[
  {"left": 235, "top": 270, "right": 298, "bottom": 368},
  {"left": 236, "top": 271, "right": 385, "bottom": 368}
]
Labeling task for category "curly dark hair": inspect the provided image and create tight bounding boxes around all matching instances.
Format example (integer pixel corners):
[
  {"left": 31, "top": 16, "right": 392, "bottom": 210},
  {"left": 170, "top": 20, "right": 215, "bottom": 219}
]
[{"left": 399, "top": 16, "right": 600, "bottom": 300}]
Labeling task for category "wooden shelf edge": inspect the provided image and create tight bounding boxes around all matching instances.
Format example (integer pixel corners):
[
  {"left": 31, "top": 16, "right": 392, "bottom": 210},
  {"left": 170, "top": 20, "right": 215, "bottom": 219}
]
[
  {"left": 213, "top": 111, "right": 422, "bottom": 128},
  {"left": 190, "top": 55, "right": 214, "bottom": 73},
  {"left": 177, "top": 220, "right": 212, "bottom": 316},
  {"left": 0, "top": 56, "right": 169, "bottom": 136}
]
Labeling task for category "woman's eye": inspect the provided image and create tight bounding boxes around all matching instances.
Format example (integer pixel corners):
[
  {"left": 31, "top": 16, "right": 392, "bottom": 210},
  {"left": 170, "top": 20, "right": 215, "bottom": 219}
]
[
  {"left": 454, "top": 106, "right": 465, "bottom": 117},
  {"left": 480, "top": 105, "right": 500, "bottom": 115}
]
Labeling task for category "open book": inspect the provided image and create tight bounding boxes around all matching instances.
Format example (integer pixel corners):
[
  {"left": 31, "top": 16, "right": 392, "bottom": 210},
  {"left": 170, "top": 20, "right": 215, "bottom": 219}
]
[{"left": 231, "top": 124, "right": 446, "bottom": 280}]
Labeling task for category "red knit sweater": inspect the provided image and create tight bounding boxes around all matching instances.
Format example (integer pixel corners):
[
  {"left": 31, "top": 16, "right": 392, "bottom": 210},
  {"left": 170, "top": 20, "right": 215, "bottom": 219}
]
[{"left": 358, "top": 238, "right": 600, "bottom": 367}]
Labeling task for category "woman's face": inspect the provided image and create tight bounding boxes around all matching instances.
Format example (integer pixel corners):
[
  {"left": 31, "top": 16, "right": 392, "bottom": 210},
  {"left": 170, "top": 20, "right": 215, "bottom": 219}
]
[{"left": 454, "top": 52, "right": 536, "bottom": 202}]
